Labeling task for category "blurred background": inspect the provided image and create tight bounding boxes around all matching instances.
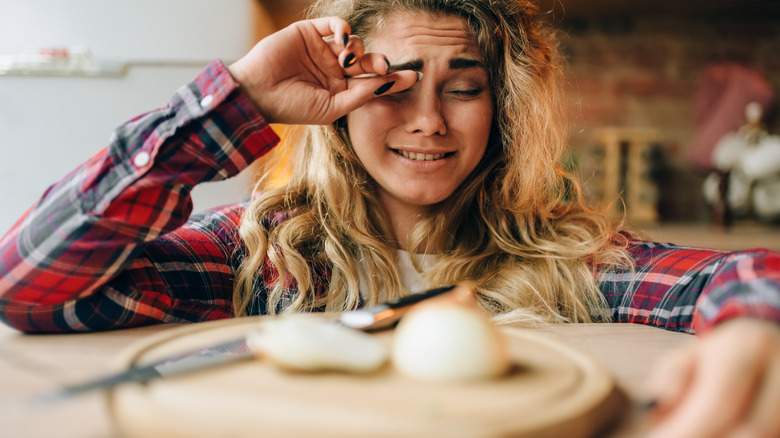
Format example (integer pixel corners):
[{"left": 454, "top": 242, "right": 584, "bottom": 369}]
[{"left": 1, "top": 0, "right": 778, "bottom": 250}]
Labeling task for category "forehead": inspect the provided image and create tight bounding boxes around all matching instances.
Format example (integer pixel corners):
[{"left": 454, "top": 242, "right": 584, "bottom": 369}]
[{"left": 365, "top": 12, "right": 482, "bottom": 61}]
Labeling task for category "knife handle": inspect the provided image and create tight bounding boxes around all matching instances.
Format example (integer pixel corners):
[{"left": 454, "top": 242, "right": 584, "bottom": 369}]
[{"left": 383, "top": 285, "right": 457, "bottom": 309}]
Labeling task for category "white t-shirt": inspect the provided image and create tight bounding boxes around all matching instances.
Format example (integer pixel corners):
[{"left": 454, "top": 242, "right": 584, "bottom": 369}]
[{"left": 358, "top": 250, "right": 439, "bottom": 299}]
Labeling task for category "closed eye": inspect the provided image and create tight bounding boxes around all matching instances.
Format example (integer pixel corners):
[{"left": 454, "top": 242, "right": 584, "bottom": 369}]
[
  {"left": 452, "top": 88, "right": 482, "bottom": 96},
  {"left": 449, "top": 87, "right": 484, "bottom": 98}
]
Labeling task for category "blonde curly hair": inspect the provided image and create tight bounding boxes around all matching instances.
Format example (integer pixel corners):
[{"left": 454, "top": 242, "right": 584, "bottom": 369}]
[{"left": 234, "top": 0, "right": 634, "bottom": 325}]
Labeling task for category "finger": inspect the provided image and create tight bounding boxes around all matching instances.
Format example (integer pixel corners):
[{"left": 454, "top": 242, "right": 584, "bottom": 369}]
[
  {"left": 307, "top": 16, "right": 352, "bottom": 45},
  {"left": 292, "top": 17, "right": 353, "bottom": 79},
  {"left": 345, "top": 53, "right": 391, "bottom": 76},
  {"left": 730, "top": 339, "right": 780, "bottom": 437},
  {"left": 730, "top": 365, "right": 780, "bottom": 438},
  {"left": 338, "top": 36, "right": 366, "bottom": 69},
  {"left": 648, "top": 329, "right": 767, "bottom": 438},
  {"left": 649, "top": 358, "right": 760, "bottom": 438},
  {"left": 644, "top": 344, "right": 697, "bottom": 421},
  {"left": 325, "top": 34, "right": 361, "bottom": 58},
  {"left": 326, "top": 33, "right": 387, "bottom": 76},
  {"left": 331, "top": 70, "right": 421, "bottom": 115}
]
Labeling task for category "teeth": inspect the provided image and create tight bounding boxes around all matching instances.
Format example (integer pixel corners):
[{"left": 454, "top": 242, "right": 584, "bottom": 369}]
[{"left": 398, "top": 150, "right": 446, "bottom": 161}]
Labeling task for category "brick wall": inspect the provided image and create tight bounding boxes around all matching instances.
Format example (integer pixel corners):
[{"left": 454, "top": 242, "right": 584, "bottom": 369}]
[{"left": 555, "top": 12, "right": 780, "bottom": 221}]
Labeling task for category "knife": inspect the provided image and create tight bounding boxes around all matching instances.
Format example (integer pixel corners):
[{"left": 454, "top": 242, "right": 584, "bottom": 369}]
[
  {"left": 31, "top": 284, "right": 456, "bottom": 405},
  {"left": 31, "top": 336, "right": 253, "bottom": 406},
  {"left": 338, "top": 284, "right": 456, "bottom": 330}
]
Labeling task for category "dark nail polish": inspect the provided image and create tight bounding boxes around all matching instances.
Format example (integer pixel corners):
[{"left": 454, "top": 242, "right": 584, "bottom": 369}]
[
  {"left": 342, "top": 33, "right": 349, "bottom": 46},
  {"left": 416, "top": 71, "right": 423, "bottom": 82},
  {"left": 374, "top": 81, "right": 395, "bottom": 96},
  {"left": 384, "top": 58, "right": 390, "bottom": 74},
  {"left": 343, "top": 53, "right": 356, "bottom": 68}
]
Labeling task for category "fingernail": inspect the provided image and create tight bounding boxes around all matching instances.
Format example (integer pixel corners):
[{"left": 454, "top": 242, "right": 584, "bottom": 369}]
[
  {"left": 384, "top": 57, "right": 390, "bottom": 74},
  {"left": 342, "top": 33, "right": 349, "bottom": 47},
  {"left": 374, "top": 81, "right": 395, "bottom": 96},
  {"left": 343, "top": 53, "right": 356, "bottom": 68},
  {"left": 416, "top": 71, "right": 423, "bottom": 82}
]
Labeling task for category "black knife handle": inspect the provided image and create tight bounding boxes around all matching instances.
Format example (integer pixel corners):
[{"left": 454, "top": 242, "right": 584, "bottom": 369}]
[{"left": 384, "top": 285, "right": 456, "bottom": 309}]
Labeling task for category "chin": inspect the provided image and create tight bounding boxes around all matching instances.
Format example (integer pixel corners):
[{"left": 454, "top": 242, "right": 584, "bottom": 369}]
[
  {"left": 381, "top": 184, "right": 458, "bottom": 211},
  {"left": 403, "top": 193, "right": 453, "bottom": 208}
]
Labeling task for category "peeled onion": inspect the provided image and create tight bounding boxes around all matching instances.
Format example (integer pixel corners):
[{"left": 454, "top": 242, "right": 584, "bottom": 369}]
[
  {"left": 247, "top": 316, "right": 387, "bottom": 373},
  {"left": 392, "top": 301, "right": 510, "bottom": 382}
]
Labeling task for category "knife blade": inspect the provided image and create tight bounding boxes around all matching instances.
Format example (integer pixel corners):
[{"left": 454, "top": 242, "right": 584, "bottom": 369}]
[
  {"left": 32, "top": 336, "right": 253, "bottom": 406},
  {"left": 31, "top": 284, "right": 456, "bottom": 405}
]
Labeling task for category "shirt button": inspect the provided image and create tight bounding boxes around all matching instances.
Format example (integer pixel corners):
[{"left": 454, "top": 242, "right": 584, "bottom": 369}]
[
  {"left": 133, "top": 151, "right": 151, "bottom": 168},
  {"left": 200, "top": 94, "right": 214, "bottom": 108}
]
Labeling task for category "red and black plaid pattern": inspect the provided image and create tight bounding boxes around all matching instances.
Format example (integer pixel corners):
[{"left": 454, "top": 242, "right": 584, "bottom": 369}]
[
  {"left": 0, "top": 61, "right": 279, "bottom": 332},
  {"left": 600, "top": 243, "right": 780, "bottom": 333}
]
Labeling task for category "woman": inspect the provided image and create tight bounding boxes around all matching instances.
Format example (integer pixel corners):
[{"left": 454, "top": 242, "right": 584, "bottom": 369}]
[{"left": 1, "top": 0, "right": 778, "bottom": 436}]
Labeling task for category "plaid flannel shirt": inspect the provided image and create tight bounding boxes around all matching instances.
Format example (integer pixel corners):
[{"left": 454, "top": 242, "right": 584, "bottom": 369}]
[{"left": 1, "top": 60, "right": 779, "bottom": 333}]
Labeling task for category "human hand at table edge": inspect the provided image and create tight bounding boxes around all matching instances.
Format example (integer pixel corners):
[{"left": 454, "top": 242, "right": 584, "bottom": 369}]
[
  {"left": 644, "top": 318, "right": 780, "bottom": 438},
  {"left": 228, "top": 17, "right": 421, "bottom": 125}
]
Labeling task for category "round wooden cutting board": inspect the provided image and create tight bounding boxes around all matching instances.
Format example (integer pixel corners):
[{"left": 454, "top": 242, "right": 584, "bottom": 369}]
[{"left": 107, "top": 316, "right": 625, "bottom": 438}]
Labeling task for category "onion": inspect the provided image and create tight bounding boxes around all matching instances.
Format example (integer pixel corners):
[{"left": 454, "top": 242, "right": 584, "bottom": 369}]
[
  {"left": 392, "top": 299, "right": 510, "bottom": 382},
  {"left": 247, "top": 316, "right": 387, "bottom": 373}
]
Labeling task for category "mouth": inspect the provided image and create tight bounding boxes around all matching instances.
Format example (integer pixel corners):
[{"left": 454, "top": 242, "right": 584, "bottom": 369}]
[{"left": 392, "top": 149, "right": 455, "bottom": 162}]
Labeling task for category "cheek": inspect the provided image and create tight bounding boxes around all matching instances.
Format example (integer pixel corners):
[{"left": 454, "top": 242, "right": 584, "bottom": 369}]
[
  {"left": 346, "top": 101, "right": 397, "bottom": 150},
  {"left": 467, "top": 108, "right": 493, "bottom": 166},
  {"left": 454, "top": 103, "right": 493, "bottom": 152},
  {"left": 474, "top": 111, "right": 492, "bottom": 141},
  {"left": 477, "top": 101, "right": 494, "bottom": 144}
]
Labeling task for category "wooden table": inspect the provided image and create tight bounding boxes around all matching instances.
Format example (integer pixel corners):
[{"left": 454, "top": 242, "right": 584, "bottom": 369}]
[{"left": 0, "top": 321, "right": 693, "bottom": 438}]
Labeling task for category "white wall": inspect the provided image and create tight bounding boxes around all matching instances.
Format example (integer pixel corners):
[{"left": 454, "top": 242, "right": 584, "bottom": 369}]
[{"left": 0, "top": 0, "right": 259, "bottom": 234}]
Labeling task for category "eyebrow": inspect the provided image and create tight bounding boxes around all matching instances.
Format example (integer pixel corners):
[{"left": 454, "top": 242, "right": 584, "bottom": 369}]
[
  {"left": 449, "top": 58, "right": 484, "bottom": 70},
  {"left": 389, "top": 57, "right": 484, "bottom": 72}
]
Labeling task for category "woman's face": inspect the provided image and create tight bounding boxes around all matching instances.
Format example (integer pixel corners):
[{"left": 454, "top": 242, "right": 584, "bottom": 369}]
[{"left": 347, "top": 12, "right": 493, "bottom": 219}]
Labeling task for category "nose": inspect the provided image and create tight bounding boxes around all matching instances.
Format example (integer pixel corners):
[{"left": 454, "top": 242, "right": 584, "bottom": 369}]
[{"left": 404, "top": 85, "right": 447, "bottom": 136}]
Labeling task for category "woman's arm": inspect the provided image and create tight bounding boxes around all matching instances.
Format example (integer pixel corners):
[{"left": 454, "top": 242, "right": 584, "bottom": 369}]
[
  {"left": 0, "top": 61, "right": 280, "bottom": 332},
  {"left": 599, "top": 240, "right": 780, "bottom": 436},
  {"left": 0, "top": 17, "right": 419, "bottom": 333},
  {"left": 599, "top": 241, "right": 780, "bottom": 332}
]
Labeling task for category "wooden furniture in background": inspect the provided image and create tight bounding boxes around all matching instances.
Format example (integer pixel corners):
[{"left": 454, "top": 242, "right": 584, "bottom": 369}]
[
  {"left": 593, "top": 127, "right": 662, "bottom": 225},
  {"left": 640, "top": 221, "right": 780, "bottom": 252},
  {"left": 259, "top": 0, "right": 316, "bottom": 27}
]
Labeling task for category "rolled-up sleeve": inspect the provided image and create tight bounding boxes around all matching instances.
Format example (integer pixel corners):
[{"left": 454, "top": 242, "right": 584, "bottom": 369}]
[
  {"left": 599, "top": 241, "right": 780, "bottom": 333},
  {"left": 0, "top": 60, "right": 280, "bottom": 332}
]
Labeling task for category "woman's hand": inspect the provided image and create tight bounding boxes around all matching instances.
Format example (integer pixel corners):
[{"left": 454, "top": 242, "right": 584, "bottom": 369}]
[
  {"left": 228, "top": 17, "right": 419, "bottom": 125},
  {"left": 645, "top": 318, "right": 780, "bottom": 438}
]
